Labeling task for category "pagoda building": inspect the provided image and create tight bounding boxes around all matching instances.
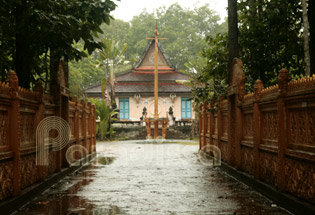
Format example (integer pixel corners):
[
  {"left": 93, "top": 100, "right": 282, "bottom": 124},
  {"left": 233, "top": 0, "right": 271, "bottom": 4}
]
[{"left": 84, "top": 39, "right": 194, "bottom": 122}]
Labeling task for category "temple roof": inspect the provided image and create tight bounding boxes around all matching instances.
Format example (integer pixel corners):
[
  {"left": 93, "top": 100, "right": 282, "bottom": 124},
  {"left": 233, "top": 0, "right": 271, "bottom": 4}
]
[
  {"left": 135, "top": 39, "right": 174, "bottom": 70},
  {"left": 84, "top": 83, "right": 191, "bottom": 95},
  {"left": 84, "top": 38, "right": 192, "bottom": 97}
]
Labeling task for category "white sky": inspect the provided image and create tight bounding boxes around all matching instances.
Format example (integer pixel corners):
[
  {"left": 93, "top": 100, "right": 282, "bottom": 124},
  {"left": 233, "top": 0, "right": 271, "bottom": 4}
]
[{"left": 112, "top": 0, "right": 228, "bottom": 23}]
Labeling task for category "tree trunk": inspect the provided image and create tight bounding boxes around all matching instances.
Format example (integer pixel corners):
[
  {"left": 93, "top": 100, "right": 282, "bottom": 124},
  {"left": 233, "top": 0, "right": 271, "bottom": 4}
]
[
  {"left": 49, "top": 48, "right": 60, "bottom": 94},
  {"left": 109, "top": 64, "right": 115, "bottom": 106},
  {"left": 309, "top": 0, "right": 315, "bottom": 75},
  {"left": 228, "top": 0, "right": 239, "bottom": 83},
  {"left": 15, "top": 0, "right": 32, "bottom": 88},
  {"left": 302, "top": 0, "right": 311, "bottom": 76},
  {"left": 64, "top": 55, "right": 69, "bottom": 88},
  {"left": 249, "top": 0, "right": 257, "bottom": 17}
]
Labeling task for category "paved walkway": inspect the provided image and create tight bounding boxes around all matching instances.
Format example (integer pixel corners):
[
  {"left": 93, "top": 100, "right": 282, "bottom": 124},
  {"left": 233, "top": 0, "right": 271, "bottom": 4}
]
[{"left": 15, "top": 140, "right": 291, "bottom": 215}]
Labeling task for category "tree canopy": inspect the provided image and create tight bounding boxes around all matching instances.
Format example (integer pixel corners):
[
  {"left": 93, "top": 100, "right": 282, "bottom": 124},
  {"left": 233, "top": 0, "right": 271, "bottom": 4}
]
[
  {"left": 190, "top": 0, "right": 310, "bottom": 105},
  {"left": 0, "top": 0, "right": 117, "bottom": 88},
  {"left": 101, "top": 3, "right": 227, "bottom": 71},
  {"left": 238, "top": 0, "right": 305, "bottom": 86},
  {"left": 70, "top": 3, "right": 227, "bottom": 98}
]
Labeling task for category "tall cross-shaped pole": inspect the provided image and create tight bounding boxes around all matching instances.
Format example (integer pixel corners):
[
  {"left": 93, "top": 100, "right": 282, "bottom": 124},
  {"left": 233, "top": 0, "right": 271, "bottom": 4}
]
[{"left": 146, "top": 23, "right": 167, "bottom": 139}]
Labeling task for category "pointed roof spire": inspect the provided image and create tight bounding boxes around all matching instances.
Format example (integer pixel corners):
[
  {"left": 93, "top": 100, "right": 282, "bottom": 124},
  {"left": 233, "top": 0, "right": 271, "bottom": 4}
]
[{"left": 155, "top": 21, "right": 159, "bottom": 37}]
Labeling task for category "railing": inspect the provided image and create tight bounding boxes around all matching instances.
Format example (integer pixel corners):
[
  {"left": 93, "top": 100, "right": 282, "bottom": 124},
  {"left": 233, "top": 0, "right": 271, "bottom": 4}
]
[
  {"left": 199, "top": 60, "right": 315, "bottom": 204},
  {"left": 0, "top": 71, "right": 96, "bottom": 201}
]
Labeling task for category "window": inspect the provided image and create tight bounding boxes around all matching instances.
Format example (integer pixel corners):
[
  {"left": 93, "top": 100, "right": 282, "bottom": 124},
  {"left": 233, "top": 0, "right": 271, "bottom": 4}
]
[
  {"left": 181, "top": 97, "right": 192, "bottom": 119},
  {"left": 119, "top": 98, "right": 129, "bottom": 119}
]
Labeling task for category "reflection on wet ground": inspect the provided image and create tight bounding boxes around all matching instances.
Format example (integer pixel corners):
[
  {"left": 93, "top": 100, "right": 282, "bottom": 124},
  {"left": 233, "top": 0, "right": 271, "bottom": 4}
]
[{"left": 14, "top": 140, "right": 292, "bottom": 215}]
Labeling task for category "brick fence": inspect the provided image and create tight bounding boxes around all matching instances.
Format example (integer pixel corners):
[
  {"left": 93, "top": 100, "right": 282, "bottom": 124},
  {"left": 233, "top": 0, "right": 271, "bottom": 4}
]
[
  {"left": 199, "top": 58, "right": 315, "bottom": 204},
  {"left": 0, "top": 70, "right": 96, "bottom": 201}
]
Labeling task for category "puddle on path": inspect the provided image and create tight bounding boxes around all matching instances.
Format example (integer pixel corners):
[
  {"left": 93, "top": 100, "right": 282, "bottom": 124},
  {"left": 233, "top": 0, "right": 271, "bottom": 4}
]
[
  {"left": 14, "top": 141, "right": 292, "bottom": 215},
  {"left": 14, "top": 167, "right": 126, "bottom": 215}
]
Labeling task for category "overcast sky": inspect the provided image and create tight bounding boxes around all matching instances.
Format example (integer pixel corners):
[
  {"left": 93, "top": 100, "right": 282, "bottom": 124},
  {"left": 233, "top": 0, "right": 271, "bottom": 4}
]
[{"left": 112, "top": 0, "right": 228, "bottom": 23}]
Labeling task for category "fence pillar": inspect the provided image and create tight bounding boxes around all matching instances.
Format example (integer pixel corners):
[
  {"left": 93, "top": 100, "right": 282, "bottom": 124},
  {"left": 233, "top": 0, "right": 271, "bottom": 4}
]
[
  {"left": 209, "top": 100, "right": 215, "bottom": 146},
  {"left": 34, "top": 82, "right": 46, "bottom": 180},
  {"left": 235, "top": 95, "right": 243, "bottom": 169},
  {"left": 73, "top": 97, "right": 80, "bottom": 145},
  {"left": 92, "top": 105, "right": 96, "bottom": 152},
  {"left": 7, "top": 71, "right": 21, "bottom": 196},
  {"left": 87, "top": 102, "right": 92, "bottom": 153},
  {"left": 277, "top": 69, "right": 289, "bottom": 191},
  {"left": 202, "top": 102, "right": 208, "bottom": 151},
  {"left": 217, "top": 97, "right": 223, "bottom": 151},
  {"left": 253, "top": 80, "right": 264, "bottom": 179},
  {"left": 51, "top": 61, "right": 69, "bottom": 170},
  {"left": 199, "top": 104, "right": 203, "bottom": 150},
  {"left": 81, "top": 100, "right": 87, "bottom": 153},
  {"left": 227, "top": 58, "right": 245, "bottom": 166}
]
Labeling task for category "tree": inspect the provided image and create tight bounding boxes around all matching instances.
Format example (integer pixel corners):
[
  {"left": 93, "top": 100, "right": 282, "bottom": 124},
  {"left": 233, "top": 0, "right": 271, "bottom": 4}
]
[
  {"left": 302, "top": 0, "right": 310, "bottom": 76},
  {"left": 98, "top": 37, "right": 128, "bottom": 106},
  {"left": 90, "top": 98, "right": 118, "bottom": 140},
  {"left": 0, "top": 0, "right": 117, "bottom": 89},
  {"left": 124, "top": 3, "right": 225, "bottom": 71},
  {"left": 67, "top": 4, "right": 227, "bottom": 95},
  {"left": 238, "top": 0, "right": 304, "bottom": 86},
  {"left": 228, "top": 0, "right": 239, "bottom": 83},
  {"left": 309, "top": 0, "right": 315, "bottom": 75},
  {"left": 194, "top": 0, "right": 307, "bottom": 105},
  {"left": 189, "top": 33, "right": 229, "bottom": 105}
]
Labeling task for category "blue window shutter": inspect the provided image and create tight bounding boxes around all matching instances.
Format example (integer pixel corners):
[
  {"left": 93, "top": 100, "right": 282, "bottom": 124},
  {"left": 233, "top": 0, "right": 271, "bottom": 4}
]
[
  {"left": 119, "top": 98, "right": 129, "bottom": 119},
  {"left": 181, "top": 97, "right": 191, "bottom": 119}
]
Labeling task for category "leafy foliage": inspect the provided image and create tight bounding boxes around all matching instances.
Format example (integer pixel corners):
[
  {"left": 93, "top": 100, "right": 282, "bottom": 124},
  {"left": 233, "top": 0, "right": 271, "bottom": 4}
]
[
  {"left": 100, "top": 3, "right": 227, "bottom": 71},
  {"left": 189, "top": 33, "right": 229, "bottom": 106},
  {"left": 98, "top": 37, "right": 128, "bottom": 105},
  {"left": 238, "top": 0, "right": 304, "bottom": 86},
  {"left": 190, "top": 0, "right": 307, "bottom": 106},
  {"left": 0, "top": 0, "right": 117, "bottom": 88},
  {"left": 90, "top": 98, "right": 118, "bottom": 140},
  {"left": 69, "top": 3, "right": 227, "bottom": 97}
]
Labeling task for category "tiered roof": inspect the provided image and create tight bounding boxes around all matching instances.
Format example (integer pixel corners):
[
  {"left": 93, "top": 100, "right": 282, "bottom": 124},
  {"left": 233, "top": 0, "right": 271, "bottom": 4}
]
[{"left": 85, "top": 39, "right": 191, "bottom": 97}]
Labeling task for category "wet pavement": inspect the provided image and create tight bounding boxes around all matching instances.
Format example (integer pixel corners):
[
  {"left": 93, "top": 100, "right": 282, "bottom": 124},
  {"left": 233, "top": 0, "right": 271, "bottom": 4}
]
[{"left": 14, "top": 140, "right": 292, "bottom": 215}]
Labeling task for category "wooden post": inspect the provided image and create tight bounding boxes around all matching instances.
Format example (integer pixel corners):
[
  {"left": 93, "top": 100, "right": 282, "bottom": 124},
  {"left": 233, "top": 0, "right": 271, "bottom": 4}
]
[
  {"left": 87, "top": 102, "right": 92, "bottom": 153},
  {"left": 153, "top": 26, "right": 159, "bottom": 139},
  {"left": 162, "top": 112, "right": 169, "bottom": 139},
  {"left": 81, "top": 100, "right": 87, "bottom": 154},
  {"left": 217, "top": 97, "right": 223, "bottom": 154},
  {"left": 200, "top": 105, "right": 205, "bottom": 150},
  {"left": 209, "top": 100, "right": 215, "bottom": 146},
  {"left": 235, "top": 98, "right": 242, "bottom": 169},
  {"left": 92, "top": 105, "right": 97, "bottom": 152},
  {"left": 202, "top": 102, "right": 208, "bottom": 151},
  {"left": 7, "top": 71, "right": 21, "bottom": 196},
  {"left": 73, "top": 97, "right": 80, "bottom": 145},
  {"left": 146, "top": 24, "right": 167, "bottom": 139},
  {"left": 206, "top": 102, "right": 212, "bottom": 147},
  {"left": 51, "top": 61, "right": 70, "bottom": 171},
  {"left": 277, "top": 69, "right": 289, "bottom": 191},
  {"left": 198, "top": 104, "right": 203, "bottom": 150},
  {"left": 227, "top": 58, "right": 245, "bottom": 166},
  {"left": 227, "top": 93, "right": 235, "bottom": 165},
  {"left": 253, "top": 80, "right": 264, "bottom": 179},
  {"left": 144, "top": 113, "right": 151, "bottom": 139}
]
